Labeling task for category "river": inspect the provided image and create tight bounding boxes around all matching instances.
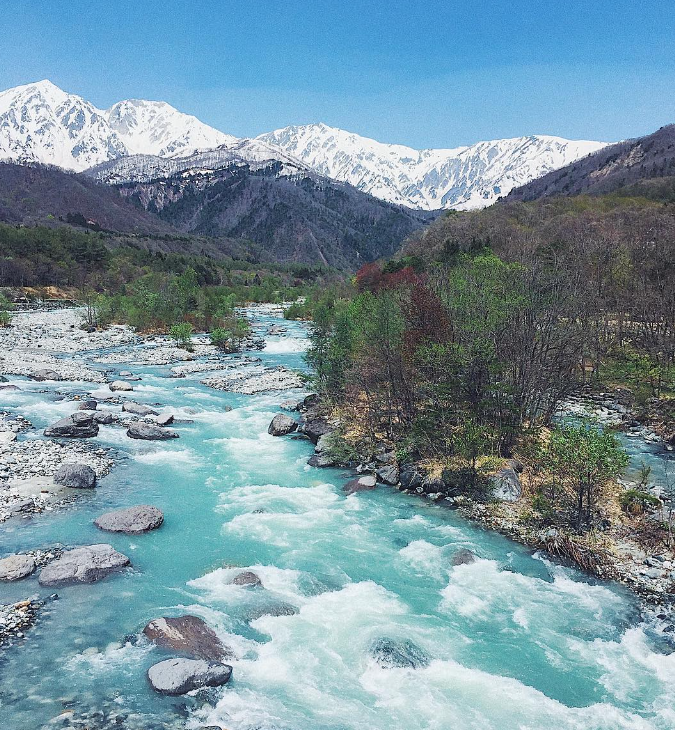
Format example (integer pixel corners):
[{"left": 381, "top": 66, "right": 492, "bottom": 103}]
[{"left": 0, "top": 310, "right": 674, "bottom": 730}]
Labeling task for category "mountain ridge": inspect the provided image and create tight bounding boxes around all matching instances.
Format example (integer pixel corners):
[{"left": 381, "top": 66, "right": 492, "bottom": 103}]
[{"left": 0, "top": 80, "right": 609, "bottom": 210}]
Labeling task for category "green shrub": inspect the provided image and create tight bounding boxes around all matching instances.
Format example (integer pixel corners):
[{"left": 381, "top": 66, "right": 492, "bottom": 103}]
[
  {"left": 170, "top": 322, "right": 194, "bottom": 351},
  {"left": 620, "top": 489, "right": 661, "bottom": 515}
]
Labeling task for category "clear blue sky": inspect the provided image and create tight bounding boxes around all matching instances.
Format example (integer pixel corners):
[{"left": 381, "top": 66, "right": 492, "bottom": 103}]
[{"left": 1, "top": 0, "right": 673, "bottom": 148}]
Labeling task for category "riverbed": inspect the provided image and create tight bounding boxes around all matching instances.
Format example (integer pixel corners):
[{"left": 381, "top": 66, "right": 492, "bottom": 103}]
[{"left": 1, "top": 309, "right": 674, "bottom": 730}]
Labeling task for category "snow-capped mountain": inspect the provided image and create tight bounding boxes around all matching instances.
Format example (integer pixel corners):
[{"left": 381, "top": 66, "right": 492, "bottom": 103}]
[
  {"left": 0, "top": 80, "right": 609, "bottom": 210},
  {"left": 257, "top": 124, "right": 608, "bottom": 210},
  {"left": 107, "top": 98, "right": 234, "bottom": 158},
  {"left": 0, "top": 80, "right": 231, "bottom": 171},
  {"left": 0, "top": 80, "right": 127, "bottom": 171}
]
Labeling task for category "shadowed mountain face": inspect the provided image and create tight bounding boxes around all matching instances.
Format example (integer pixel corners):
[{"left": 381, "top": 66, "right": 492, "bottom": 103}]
[
  {"left": 0, "top": 162, "right": 175, "bottom": 234},
  {"left": 506, "top": 125, "right": 675, "bottom": 202},
  {"left": 113, "top": 162, "right": 435, "bottom": 269}
]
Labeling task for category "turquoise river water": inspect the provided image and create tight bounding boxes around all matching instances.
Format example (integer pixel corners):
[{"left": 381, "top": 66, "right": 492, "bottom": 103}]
[{"left": 0, "top": 311, "right": 674, "bottom": 730}]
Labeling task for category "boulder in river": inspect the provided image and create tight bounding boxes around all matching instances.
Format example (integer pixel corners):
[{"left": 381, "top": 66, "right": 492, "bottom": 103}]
[
  {"left": 54, "top": 463, "right": 97, "bottom": 489},
  {"left": 0, "top": 554, "right": 36, "bottom": 581},
  {"left": 231, "top": 570, "right": 262, "bottom": 587},
  {"left": 93, "top": 411, "right": 114, "bottom": 425},
  {"left": 78, "top": 399, "right": 97, "bottom": 411},
  {"left": 343, "top": 475, "right": 377, "bottom": 494},
  {"left": 370, "top": 638, "right": 430, "bottom": 669},
  {"left": 30, "top": 369, "right": 61, "bottom": 382},
  {"left": 127, "top": 423, "right": 179, "bottom": 440},
  {"left": 143, "top": 615, "right": 231, "bottom": 660},
  {"left": 122, "top": 402, "right": 159, "bottom": 416},
  {"left": 38, "top": 544, "right": 130, "bottom": 586},
  {"left": 268, "top": 413, "right": 298, "bottom": 436},
  {"left": 490, "top": 466, "right": 522, "bottom": 502},
  {"left": 147, "top": 658, "right": 232, "bottom": 696},
  {"left": 95, "top": 505, "right": 164, "bottom": 534},
  {"left": 155, "top": 413, "right": 175, "bottom": 426},
  {"left": 451, "top": 548, "right": 476, "bottom": 566},
  {"left": 44, "top": 413, "right": 99, "bottom": 438},
  {"left": 109, "top": 380, "right": 133, "bottom": 392}
]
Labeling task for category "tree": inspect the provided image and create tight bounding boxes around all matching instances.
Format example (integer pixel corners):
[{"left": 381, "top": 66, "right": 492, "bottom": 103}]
[
  {"left": 543, "top": 421, "right": 628, "bottom": 530},
  {"left": 170, "top": 323, "right": 194, "bottom": 351}
]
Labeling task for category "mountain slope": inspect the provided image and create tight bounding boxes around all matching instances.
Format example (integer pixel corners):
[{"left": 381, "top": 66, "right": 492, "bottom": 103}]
[
  {"left": 0, "top": 80, "right": 232, "bottom": 171},
  {"left": 0, "top": 161, "right": 176, "bottom": 234},
  {"left": 257, "top": 124, "right": 608, "bottom": 210},
  {"left": 113, "top": 161, "right": 433, "bottom": 269},
  {"left": 506, "top": 125, "right": 675, "bottom": 202}
]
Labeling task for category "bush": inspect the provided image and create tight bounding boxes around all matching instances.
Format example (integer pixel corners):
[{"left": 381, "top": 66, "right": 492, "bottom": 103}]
[
  {"left": 210, "top": 327, "right": 233, "bottom": 351},
  {"left": 284, "top": 301, "right": 309, "bottom": 320},
  {"left": 620, "top": 489, "right": 661, "bottom": 515},
  {"left": 170, "top": 322, "right": 194, "bottom": 351}
]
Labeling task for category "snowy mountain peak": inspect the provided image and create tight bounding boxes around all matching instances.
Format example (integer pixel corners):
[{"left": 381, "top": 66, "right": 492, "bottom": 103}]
[
  {"left": 106, "top": 98, "right": 235, "bottom": 158},
  {"left": 0, "top": 80, "right": 234, "bottom": 171},
  {"left": 257, "top": 124, "right": 608, "bottom": 210}
]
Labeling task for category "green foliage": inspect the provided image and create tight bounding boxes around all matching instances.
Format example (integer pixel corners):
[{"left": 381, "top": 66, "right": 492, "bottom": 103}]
[
  {"left": 620, "top": 489, "right": 661, "bottom": 515},
  {"left": 542, "top": 420, "right": 629, "bottom": 529},
  {"left": 0, "top": 294, "right": 13, "bottom": 328},
  {"left": 170, "top": 322, "right": 194, "bottom": 351}
]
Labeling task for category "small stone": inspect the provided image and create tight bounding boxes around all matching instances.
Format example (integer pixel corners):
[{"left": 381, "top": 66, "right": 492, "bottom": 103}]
[
  {"left": 78, "top": 400, "right": 97, "bottom": 411},
  {"left": 343, "top": 475, "right": 377, "bottom": 494},
  {"left": 122, "top": 402, "right": 159, "bottom": 416},
  {"left": 451, "top": 548, "right": 476, "bottom": 566},
  {"left": 155, "top": 414, "right": 174, "bottom": 426}
]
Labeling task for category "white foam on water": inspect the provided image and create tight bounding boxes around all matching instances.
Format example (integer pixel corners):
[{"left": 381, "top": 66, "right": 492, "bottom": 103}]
[
  {"left": 189, "top": 565, "right": 306, "bottom": 608},
  {"left": 65, "top": 639, "right": 152, "bottom": 678},
  {"left": 134, "top": 447, "right": 201, "bottom": 467},
  {"left": 264, "top": 337, "right": 309, "bottom": 354},
  {"left": 398, "top": 540, "right": 447, "bottom": 580}
]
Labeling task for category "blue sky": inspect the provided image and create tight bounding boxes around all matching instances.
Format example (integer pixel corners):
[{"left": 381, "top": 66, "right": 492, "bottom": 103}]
[{"left": 1, "top": 0, "right": 673, "bottom": 148}]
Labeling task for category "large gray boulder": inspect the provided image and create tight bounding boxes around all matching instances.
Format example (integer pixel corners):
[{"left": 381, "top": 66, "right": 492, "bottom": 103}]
[
  {"left": 54, "top": 463, "right": 97, "bottom": 489},
  {"left": 343, "top": 475, "right": 377, "bottom": 494},
  {"left": 143, "top": 615, "right": 231, "bottom": 661},
  {"left": 299, "top": 417, "right": 333, "bottom": 444},
  {"left": 93, "top": 411, "right": 114, "bottom": 425},
  {"left": 30, "top": 369, "right": 61, "bottom": 382},
  {"left": 490, "top": 466, "right": 522, "bottom": 502},
  {"left": 109, "top": 380, "right": 133, "bottom": 392},
  {"left": 268, "top": 413, "right": 297, "bottom": 436},
  {"left": 231, "top": 570, "right": 262, "bottom": 587},
  {"left": 44, "top": 413, "right": 99, "bottom": 438},
  {"left": 147, "top": 658, "right": 232, "bottom": 696},
  {"left": 155, "top": 414, "right": 175, "bottom": 426},
  {"left": 78, "top": 399, "right": 97, "bottom": 411},
  {"left": 0, "top": 554, "right": 36, "bottom": 581},
  {"left": 95, "top": 505, "right": 163, "bottom": 534},
  {"left": 38, "top": 544, "right": 130, "bottom": 586},
  {"left": 127, "top": 423, "right": 179, "bottom": 440},
  {"left": 122, "top": 402, "right": 159, "bottom": 416}
]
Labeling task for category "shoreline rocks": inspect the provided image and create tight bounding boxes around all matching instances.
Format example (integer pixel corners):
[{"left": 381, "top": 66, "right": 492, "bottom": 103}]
[
  {"left": 94, "top": 505, "right": 164, "bottom": 534},
  {"left": 38, "top": 544, "right": 130, "bottom": 587}
]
